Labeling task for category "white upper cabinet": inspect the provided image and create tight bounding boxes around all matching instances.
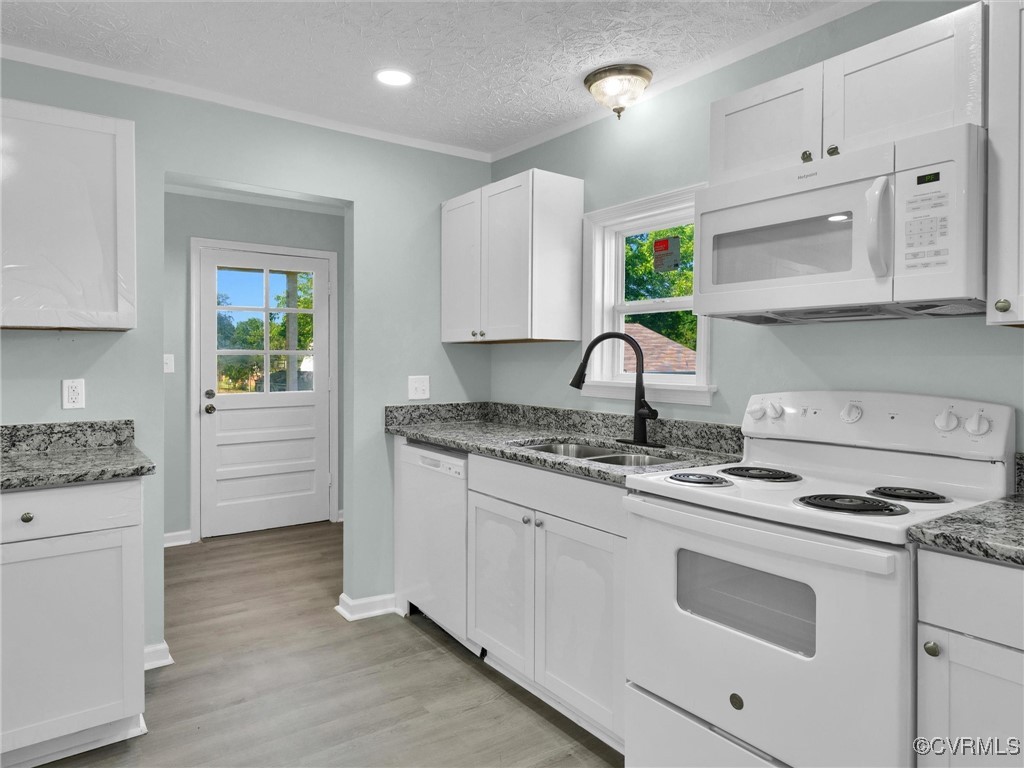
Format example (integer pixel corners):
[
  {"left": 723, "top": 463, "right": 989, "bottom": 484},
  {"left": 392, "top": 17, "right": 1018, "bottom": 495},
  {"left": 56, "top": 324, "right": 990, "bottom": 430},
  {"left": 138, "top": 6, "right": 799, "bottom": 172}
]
[
  {"left": 440, "top": 168, "right": 583, "bottom": 343},
  {"left": 987, "top": 0, "right": 1024, "bottom": 326},
  {"left": 1, "top": 100, "right": 137, "bottom": 330},
  {"left": 709, "top": 3, "right": 984, "bottom": 185}
]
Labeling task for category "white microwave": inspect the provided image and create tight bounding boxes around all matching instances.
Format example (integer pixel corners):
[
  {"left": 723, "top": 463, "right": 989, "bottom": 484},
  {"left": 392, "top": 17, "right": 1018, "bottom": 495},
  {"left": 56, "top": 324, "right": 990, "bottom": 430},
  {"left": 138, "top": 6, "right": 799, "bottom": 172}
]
[{"left": 693, "top": 124, "right": 985, "bottom": 323}]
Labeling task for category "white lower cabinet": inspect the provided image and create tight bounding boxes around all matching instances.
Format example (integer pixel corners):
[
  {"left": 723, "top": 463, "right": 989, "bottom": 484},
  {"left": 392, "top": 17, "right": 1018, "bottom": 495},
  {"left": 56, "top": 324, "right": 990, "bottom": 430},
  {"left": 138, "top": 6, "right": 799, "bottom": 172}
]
[
  {"left": 1, "top": 480, "right": 145, "bottom": 768},
  {"left": 917, "top": 551, "right": 1024, "bottom": 768},
  {"left": 466, "top": 466, "right": 626, "bottom": 746}
]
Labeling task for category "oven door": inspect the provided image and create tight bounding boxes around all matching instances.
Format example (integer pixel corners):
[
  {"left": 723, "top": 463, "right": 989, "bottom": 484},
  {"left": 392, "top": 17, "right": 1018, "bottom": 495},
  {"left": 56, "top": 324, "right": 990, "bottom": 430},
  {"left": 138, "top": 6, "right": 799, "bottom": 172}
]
[
  {"left": 624, "top": 493, "right": 913, "bottom": 768},
  {"left": 694, "top": 143, "right": 895, "bottom": 319}
]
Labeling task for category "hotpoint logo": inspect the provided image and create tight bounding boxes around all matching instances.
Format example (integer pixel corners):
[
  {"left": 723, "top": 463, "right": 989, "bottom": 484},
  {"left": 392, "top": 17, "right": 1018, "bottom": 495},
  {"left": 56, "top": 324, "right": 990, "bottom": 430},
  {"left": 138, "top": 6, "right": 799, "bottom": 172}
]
[{"left": 797, "top": 171, "right": 819, "bottom": 180}]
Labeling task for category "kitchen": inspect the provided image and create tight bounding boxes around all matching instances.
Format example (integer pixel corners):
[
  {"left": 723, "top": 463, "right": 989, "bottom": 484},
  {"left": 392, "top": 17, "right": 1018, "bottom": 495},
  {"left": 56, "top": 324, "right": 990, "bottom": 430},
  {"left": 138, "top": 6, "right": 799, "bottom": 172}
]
[{"left": 1, "top": 1, "right": 1023, "bottom": 767}]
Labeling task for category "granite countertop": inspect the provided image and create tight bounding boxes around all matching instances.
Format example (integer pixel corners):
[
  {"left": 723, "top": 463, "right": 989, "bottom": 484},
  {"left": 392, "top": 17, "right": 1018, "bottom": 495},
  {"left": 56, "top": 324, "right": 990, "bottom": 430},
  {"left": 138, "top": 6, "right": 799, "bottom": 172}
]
[
  {"left": 1, "top": 420, "right": 156, "bottom": 491},
  {"left": 908, "top": 494, "right": 1024, "bottom": 567},
  {"left": 387, "top": 418, "right": 739, "bottom": 486}
]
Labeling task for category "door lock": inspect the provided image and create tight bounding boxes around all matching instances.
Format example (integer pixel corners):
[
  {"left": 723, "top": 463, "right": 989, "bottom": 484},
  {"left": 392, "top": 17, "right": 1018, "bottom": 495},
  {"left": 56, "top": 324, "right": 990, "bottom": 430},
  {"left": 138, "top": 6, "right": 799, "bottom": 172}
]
[
  {"left": 205, "top": 404, "right": 217, "bottom": 414},
  {"left": 204, "top": 389, "right": 216, "bottom": 399}
]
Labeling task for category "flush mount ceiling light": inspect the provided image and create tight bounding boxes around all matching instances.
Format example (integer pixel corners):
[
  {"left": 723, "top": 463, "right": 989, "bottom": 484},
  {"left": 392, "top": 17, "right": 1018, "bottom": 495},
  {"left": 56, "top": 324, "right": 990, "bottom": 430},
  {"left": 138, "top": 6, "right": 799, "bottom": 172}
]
[
  {"left": 584, "top": 64, "right": 653, "bottom": 119},
  {"left": 375, "top": 68, "right": 413, "bottom": 87}
]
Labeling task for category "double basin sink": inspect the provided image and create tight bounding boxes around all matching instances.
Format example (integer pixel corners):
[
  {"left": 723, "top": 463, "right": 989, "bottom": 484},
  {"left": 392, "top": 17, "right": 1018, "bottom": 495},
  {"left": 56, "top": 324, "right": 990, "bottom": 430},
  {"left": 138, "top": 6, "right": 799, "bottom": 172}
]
[{"left": 527, "top": 442, "right": 674, "bottom": 467}]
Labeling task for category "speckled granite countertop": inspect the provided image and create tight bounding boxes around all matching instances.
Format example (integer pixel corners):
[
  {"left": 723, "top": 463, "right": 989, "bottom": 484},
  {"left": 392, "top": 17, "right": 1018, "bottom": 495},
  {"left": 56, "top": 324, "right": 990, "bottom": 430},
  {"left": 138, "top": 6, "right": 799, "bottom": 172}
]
[
  {"left": 1, "top": 420, "right": 156, "bottom": 491},
  {"left": 385, "top": 402, "right": 740, "bottom": 486},
  {"left": 909, "top": 495, "right": 1024, "bottom": 567}
]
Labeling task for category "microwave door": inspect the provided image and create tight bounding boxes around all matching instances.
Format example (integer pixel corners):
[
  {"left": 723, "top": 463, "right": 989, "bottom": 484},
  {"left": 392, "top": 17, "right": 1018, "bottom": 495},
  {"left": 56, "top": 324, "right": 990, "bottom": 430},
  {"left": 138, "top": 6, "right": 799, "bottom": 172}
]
[{"left": 696, "top": 174, "right": 895, "bottom": 318}]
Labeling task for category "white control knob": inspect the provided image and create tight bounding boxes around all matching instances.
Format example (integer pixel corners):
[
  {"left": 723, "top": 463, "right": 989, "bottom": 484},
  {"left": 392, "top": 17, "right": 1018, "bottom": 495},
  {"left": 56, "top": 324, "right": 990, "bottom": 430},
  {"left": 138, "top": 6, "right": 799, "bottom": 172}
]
[
  {"left": 766, "top": 401, "right": 784, "bottom": 420},
  {"left": 746, "top": 404, "right": 766, "bottom": 421},
  {"left": 964, "top": 411, "right": 991, "bottom": 436},
  {"left": 934, "top": 409, "right": 959, "bottom": 432},
  {"left": 839, "top": 403, "right": 863, "bottom": 424}
]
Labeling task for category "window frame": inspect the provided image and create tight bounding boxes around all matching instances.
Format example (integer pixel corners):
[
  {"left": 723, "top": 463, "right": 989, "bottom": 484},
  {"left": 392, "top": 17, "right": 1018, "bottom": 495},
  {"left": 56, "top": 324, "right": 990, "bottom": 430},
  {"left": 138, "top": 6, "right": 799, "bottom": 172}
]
[{"left": 581, "top": 184, "right": 715, "bottom": 406}]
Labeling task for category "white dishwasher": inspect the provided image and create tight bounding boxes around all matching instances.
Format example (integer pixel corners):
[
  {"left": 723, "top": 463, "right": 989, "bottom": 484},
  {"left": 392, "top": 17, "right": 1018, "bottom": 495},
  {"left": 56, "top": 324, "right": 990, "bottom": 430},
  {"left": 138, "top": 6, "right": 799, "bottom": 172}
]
[{"left": 394, "top": 441, "right": 471, "bottom": 647}]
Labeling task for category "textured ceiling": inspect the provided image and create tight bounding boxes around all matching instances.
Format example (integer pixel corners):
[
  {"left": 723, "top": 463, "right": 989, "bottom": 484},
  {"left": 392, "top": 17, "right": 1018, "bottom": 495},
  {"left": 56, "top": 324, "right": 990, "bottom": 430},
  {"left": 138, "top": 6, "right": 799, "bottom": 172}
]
[{"left": 1, "top": 2, "right": 836, "bottom": 156}]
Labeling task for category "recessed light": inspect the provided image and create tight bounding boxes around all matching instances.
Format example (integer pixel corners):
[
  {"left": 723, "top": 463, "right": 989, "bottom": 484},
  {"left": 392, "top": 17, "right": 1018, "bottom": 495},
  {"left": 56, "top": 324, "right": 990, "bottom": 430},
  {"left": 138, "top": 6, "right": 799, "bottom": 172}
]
[
  {"left": 828, "top": 214, "right": 850, "bottom": 222},
  {"left": 376, "top": 69, "right": 413, "bottom": 87}
]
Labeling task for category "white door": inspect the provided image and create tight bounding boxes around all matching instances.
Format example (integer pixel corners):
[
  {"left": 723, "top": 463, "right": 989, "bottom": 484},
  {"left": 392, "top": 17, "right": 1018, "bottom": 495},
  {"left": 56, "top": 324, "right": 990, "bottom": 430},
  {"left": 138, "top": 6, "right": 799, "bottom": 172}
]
[
  {"left": 199, "top": 244, "right": 331, "bottom": 538},
  {"left": 440, "top": 188, "right": 482, "bottom": 342},
  {"left": 481, "top": 171, "right": 532, "bottom": 341}
]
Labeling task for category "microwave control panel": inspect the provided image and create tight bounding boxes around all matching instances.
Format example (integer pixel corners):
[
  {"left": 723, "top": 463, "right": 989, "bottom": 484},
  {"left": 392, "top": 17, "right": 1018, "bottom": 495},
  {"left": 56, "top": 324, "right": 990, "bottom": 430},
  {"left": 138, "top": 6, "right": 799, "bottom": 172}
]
[{"left": 892, "top": 123, "right": 984, "bottom": 302}]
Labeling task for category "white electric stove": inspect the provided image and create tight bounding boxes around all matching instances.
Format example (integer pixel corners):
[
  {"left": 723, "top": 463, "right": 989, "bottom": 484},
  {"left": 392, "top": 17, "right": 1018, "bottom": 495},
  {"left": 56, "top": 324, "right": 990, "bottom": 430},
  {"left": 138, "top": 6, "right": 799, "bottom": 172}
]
[{"left": 623, "top": 391, "right": 1015, "bottom": 768}]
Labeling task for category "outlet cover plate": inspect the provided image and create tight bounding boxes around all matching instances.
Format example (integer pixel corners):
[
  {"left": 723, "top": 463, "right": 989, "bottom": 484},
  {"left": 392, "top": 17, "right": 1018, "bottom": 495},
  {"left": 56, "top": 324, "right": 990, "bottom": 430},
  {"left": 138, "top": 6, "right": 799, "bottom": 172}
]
[
  {"left": 62, "top": 379, "right": 85, "bottom": 409},
  {"left": 408, "top": 375, "right": 430, "bottom": 400}
]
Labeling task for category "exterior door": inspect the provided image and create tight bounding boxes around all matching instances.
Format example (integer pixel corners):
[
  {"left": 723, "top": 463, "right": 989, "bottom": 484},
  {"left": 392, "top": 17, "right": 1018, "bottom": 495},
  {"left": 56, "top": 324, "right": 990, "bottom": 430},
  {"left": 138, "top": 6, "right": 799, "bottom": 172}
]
[{"left": 199, "top": 244, "right": 331, "bottom": 537}]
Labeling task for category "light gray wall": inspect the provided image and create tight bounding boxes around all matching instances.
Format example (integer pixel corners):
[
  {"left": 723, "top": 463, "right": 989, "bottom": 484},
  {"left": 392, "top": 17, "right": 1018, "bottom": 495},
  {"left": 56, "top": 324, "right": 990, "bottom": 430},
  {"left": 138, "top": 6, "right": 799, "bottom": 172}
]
[
  {"left": 489, "top": 0, "right": 1024, "bottom": 449},
  {"left": 1, "top": 60, "right": 491, "bottom": 644},
  {"left": 162, "top": 193, "right": 347, "bottom": 535}
]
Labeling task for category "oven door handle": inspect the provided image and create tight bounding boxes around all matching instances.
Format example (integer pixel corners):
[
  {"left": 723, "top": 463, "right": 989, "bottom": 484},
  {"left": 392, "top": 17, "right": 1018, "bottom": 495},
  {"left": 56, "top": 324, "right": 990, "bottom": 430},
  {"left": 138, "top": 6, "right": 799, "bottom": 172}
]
[{"left": 627, "top": 497, "right": 896, "bottom": 576}]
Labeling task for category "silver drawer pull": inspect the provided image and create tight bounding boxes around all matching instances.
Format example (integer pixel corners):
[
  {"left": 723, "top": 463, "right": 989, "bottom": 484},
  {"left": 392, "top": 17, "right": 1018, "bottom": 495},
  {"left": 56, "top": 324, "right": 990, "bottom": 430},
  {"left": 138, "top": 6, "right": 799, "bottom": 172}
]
[{"left": 20, "top": 512, "right": 34, "bottom": 523}]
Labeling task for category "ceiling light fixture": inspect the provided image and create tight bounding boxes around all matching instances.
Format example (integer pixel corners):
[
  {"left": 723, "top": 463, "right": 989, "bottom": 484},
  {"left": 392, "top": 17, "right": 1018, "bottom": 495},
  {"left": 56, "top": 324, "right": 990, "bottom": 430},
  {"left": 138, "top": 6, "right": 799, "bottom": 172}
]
[
  {"left": 584, "top": 64, "right": 653, "bottom": 120},
  {"left": 375, "top": 69, "right": 413, "bottom": 87}
]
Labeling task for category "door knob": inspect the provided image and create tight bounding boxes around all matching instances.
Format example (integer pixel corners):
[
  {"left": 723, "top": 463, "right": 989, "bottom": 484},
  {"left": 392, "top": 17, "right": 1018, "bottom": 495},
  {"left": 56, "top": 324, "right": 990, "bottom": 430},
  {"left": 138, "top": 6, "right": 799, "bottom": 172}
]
[
  {"left": 994, "top": 299, "right": 1012, "bottom": 313},
  {"left": 522, "top": 515, "right": 531, "bottom": 525},
  {"left": 800, "top": 150, "right": 813, "bottom": 163},
  {"left": 204, "top": 389, "right": 216, "bottom": 399},
  {"left": 535, "top": 518, "right": 543, "bottom": 528},
  {"left": 205, "top": 404, "right": 217, "bottom": 414},
  {"left": 471, "top": 330, "right": 479, "bottom": 337},
  {"left": 923, "top": 641, "right": 941, "bottom": 657},
  {"left": 826, "top": 144, "right": 840, "bottom": 156},
  {"left": 20, "top": 512, "right": 34, "bottom": 523}
]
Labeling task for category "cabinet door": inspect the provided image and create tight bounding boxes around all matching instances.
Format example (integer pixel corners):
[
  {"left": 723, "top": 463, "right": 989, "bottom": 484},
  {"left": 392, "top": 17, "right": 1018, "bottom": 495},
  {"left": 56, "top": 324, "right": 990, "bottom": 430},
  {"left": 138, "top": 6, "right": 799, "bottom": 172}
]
[
  {"left": 708, "top": 65, "right": 823, "bottom": 184},
  {"left": 481, "top": 171, "right": 532, "bottom": 341},
  {"left": 467, "top": 491, "right": 534, "bottom": 676},
  {"left": 987, "top": 0, "right": 1024, "bottom": 325},
  {"left": 917, "top": 625, "right": 1024, "bottom": 767},
  {"left": 822, "top": 3, "right": 984, "bottom": 157},
  {"left": 1, "top": 527, "right": 144, "bottom": 752},
  {"left": 440, "top": 188, "right": 482, "bottom": 342},
  {"left": 534, "top": 513, "right": 625, "bottom": 737}
]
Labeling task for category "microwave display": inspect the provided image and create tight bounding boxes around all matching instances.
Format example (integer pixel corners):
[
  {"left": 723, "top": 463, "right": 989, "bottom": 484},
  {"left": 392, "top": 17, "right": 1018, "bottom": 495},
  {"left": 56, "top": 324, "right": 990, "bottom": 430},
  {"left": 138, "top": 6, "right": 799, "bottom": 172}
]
[{"left": 917, "top": 171, "right": 941, "bottom": 185}]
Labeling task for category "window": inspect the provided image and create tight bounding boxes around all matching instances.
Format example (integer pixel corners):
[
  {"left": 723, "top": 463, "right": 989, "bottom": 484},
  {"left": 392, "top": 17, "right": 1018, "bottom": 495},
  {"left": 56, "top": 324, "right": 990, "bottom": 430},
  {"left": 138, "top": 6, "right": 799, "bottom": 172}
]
[{"left": 582, "top": 185, "right": 714, "bottom": 405}]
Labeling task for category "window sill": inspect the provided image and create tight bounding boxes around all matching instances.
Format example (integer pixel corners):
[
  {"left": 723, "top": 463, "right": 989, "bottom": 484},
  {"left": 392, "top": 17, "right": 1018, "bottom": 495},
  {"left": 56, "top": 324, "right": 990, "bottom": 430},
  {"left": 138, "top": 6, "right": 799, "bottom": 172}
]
[{"left": 580, "top": 380, "right": 717, "bottom": 406}]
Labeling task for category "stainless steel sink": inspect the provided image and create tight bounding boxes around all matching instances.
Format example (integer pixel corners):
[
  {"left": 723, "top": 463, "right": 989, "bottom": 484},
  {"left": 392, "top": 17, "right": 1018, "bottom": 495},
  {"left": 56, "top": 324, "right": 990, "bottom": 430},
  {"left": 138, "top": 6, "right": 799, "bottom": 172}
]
[
  {"left": 589, "top": 454, "right": 675, "bottom": 467},
  {"left": 528, "top": 443, "right": 618, "bottom": 458}
]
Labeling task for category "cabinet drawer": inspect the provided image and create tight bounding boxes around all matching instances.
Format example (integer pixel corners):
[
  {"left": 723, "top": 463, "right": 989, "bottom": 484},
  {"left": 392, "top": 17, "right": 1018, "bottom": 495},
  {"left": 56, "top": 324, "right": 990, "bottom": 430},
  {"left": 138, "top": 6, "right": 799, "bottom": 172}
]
[
  {"left": 1, "top": 480, "right": 142, "bottom": 543},
  {"left": 919, "top": 550, "right": 1024, "bottom": 650}
]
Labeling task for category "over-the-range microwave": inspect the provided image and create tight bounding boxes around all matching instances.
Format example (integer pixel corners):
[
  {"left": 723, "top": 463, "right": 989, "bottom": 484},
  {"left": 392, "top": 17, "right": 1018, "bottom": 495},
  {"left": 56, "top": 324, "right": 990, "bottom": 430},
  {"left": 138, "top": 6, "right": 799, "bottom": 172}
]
[{"left": 693, "top": 124, "right": 985, "bottom": 323}]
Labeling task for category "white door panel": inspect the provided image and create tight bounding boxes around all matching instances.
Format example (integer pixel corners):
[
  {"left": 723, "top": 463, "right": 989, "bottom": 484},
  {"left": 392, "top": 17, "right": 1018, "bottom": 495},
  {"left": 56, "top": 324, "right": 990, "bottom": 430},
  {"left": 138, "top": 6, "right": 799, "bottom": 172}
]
[{"left": 199, "top": 246, "right": 331, "bottom": 537}]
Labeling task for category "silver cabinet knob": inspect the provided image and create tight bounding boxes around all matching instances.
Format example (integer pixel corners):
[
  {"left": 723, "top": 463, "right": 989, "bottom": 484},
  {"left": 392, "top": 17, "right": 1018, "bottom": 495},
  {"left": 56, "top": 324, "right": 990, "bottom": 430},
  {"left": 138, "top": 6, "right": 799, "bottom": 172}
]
[
  {"left": 479, "top": 331, "right": 486, "bottom": 338},
  {"left": 205, "top": 404, "right": 217, "bottom": 414},
  {"left": 924, "top": 641, "right": 941, "bottom": 657},
  {"left": 800, "top": 150, "right": 813, "bottom": 163},
  {"left": 20, "top": 512, "right": 34, "bottom": 523},
  {"left": 826, "top": 144, "right": 840, "bottom": 156},
  {"left": 535, "top": 518, "right": 543, "bottom": 527},
  {"left": 730, "top": 693, "right": 744, "bottom": 710},
  {"left": 994, "top": 299, "right": 1012, "bottom": 313},
  {"left": 521, "top": 515, "right": 531, "bottom": 525},
  {"left": 471, "top": 330, "right": 478, "bottom": 337},
  {"left": 204, "top": 389, "right": 216, "bottom": 399}
]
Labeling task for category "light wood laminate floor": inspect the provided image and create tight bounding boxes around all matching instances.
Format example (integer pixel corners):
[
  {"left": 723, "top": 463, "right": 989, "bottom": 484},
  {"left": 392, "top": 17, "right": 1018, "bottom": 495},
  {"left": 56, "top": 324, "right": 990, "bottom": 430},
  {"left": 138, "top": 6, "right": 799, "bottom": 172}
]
[{"left": 53, "top": 522, "right": 623, "bottom": 768}]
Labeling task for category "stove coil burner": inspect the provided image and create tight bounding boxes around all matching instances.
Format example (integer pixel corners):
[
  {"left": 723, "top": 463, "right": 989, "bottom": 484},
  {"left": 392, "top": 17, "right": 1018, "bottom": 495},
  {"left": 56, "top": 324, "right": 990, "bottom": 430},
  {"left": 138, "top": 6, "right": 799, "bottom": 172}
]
[
  {"left": 720, "top": 466, "right": 802, "bottom": 483},
  {"left": 867, "top": 486, "right": 952, "bottom": 504},
  {"left": 797, "top": 494, "right": 909, "bottom": 516},
  {"left": 668, "top": 473, "right": 733, "bottom": 487}
]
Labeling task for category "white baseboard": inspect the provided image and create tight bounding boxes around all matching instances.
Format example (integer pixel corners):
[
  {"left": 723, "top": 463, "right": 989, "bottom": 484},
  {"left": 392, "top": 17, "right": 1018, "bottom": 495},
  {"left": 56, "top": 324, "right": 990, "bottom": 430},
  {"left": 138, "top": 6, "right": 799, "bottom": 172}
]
[
  {"left": 334, "top": 592, "right": 396, "bottom": 621},
  {"left": 164, "top": 530, "right": 193, "bottom": 548},
  {"left": 1, "top": 714, "right": 147, "bottom": 768},
  {"left": 144, "top": 641, "right": 175, "bottom": 670}
]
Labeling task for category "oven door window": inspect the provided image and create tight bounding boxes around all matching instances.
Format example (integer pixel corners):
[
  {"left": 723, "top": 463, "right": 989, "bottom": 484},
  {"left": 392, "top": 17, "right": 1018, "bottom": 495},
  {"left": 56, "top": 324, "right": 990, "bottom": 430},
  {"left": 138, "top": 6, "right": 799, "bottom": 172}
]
[{"left": 676, "top": 549, "right": 816, "bottom": 657}]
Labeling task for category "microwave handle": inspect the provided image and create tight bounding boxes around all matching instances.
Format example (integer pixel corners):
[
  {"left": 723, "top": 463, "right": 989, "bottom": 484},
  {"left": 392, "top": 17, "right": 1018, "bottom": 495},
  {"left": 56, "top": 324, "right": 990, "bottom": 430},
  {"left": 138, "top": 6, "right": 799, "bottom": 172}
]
[{"left": 865, "top": 176, "right": 890, "bottom": 278}]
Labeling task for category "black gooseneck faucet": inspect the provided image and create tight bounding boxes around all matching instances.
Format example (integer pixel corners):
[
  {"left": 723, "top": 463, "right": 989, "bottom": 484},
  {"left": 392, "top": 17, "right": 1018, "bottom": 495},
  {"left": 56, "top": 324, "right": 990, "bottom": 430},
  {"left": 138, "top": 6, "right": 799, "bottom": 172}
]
[{"left": 569, "top": 332, "right": 664, "bottom": 448}]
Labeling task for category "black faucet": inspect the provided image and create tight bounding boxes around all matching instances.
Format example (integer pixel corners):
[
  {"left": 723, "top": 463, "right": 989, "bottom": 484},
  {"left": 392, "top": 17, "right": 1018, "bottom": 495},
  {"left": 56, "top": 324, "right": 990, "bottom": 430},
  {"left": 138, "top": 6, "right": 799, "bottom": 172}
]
[{"left": 569, "top": 332, "right": 664, "bottom": 448}]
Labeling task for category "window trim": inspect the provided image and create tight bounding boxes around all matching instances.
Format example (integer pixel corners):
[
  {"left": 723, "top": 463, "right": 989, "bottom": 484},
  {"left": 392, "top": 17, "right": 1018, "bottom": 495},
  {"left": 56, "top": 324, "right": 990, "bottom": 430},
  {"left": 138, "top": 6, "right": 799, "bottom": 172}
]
[{"left": 581, "top": 184, "right": 716, "bottom": 406}]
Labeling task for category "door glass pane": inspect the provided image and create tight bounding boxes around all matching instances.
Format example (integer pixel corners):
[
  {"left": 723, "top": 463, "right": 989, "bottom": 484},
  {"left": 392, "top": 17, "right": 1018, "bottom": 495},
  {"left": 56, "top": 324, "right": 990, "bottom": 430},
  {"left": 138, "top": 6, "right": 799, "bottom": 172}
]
[
  {"left": 269, "top": 354, "right": 313, "bottom": 391},
  {"left": 217, "top": 354, "right": 264, "bottom": 393},
  {"left": 217, "top": 311, "right": 264, "bottom": 350},
  {"left": 269, "top": 312, "right": 313, "bottom": 351},
  {"left": 677, "top": 549, "right": 816, "bottom": 657},
  {"left": 270, "top": 270, "right": 313, "bottom": 309},
  {"left": 622, "top": 311, "right": 697, "bottom": 374},
  {"left": 624, "top": 225, "right": 694, "bottom": 301},
  {"left": 217, "top": 268, "right": 263, "bottom": 307},
  {"left": 712, "top": 213, "right": 853, "bottom": 285}
]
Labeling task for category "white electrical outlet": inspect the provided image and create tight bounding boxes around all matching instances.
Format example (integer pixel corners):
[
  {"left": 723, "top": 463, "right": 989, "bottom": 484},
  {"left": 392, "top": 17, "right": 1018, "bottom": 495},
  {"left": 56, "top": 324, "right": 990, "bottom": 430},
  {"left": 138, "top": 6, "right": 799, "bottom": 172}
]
[
  {"left": 163, "top": 354, "right": 175, "bottom": 374},
  {"left": 408, "top": 375, "right": 430, "bottom": 400},
  {"left": 62, "top": 379, "right": 85, "bottom": 409}
]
